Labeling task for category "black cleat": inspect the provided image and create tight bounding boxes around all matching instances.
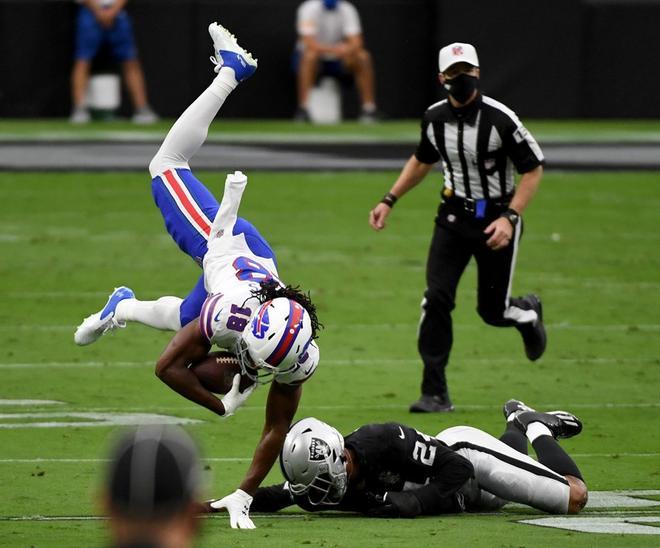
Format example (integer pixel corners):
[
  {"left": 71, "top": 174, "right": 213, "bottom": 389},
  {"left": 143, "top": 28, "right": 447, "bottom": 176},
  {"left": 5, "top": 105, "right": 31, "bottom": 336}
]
[
  {"left": 502, "top": 399, "right": 535, "bottom": 420},
  {"left": 515, "top": 294, "right": 547, "bottom": 361},
  {"left": 514, "top": 410, "right": 583, "bottom": 440},
  {"left": 409, "top": 393, "right": 454, "bottom": 413}
]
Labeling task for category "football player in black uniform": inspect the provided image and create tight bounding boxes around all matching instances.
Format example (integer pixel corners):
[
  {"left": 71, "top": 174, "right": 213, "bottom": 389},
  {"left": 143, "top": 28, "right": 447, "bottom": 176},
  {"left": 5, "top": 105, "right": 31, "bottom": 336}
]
[{"left": 229, "top": 400, "right": 588, "bottom": 518}]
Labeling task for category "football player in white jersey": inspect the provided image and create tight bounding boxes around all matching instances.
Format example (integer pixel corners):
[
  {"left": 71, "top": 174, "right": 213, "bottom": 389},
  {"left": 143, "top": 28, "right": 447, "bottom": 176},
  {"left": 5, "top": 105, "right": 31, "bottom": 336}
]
[{"left": 74, "top": 22, "right": 321, "bottom": 529}]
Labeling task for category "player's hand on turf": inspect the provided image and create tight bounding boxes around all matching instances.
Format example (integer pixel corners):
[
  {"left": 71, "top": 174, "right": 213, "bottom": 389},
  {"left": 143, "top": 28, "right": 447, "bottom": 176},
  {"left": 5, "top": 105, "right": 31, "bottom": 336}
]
[
  {"left": 369, "top": 202, "right": 392, "bottom": 231},
  {"left": 221, "top": 374, "right": 256, "bottom": 417},
  {"left": 484, "top": 217, "right": 513, "bottom": 250},
  {"left": 364, "top": 491, "right": 421, "bottom": 518},
  {"left": 209, "top": 489, "right": 256, "bottom": 529}
]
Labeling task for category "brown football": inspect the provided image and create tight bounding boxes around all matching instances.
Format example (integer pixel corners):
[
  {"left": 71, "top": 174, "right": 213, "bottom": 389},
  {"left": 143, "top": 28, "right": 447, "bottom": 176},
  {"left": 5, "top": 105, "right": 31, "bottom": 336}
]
[{"left": 190, "top": 351, "right": 255, "bottom": 394}]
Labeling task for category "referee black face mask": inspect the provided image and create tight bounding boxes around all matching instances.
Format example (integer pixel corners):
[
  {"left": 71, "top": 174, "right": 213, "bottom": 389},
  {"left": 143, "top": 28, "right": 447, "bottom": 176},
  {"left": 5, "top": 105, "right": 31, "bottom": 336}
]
[{"left": 444, "top": 73, "right": 479, "bottom": 104}]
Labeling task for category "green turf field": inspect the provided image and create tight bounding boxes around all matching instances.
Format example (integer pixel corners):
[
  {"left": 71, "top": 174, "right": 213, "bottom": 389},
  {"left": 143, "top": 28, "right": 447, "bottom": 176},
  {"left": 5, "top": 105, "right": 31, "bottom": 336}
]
[{"left": 0, "top": 170, "right": 659, "bottom": 546}]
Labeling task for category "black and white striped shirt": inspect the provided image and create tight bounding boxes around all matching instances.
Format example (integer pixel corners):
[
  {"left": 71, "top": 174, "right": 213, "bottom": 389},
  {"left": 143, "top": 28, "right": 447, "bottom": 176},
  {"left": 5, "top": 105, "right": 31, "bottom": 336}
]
[{"left": 415, "top": 94, "right": 544, "bottom": 200}]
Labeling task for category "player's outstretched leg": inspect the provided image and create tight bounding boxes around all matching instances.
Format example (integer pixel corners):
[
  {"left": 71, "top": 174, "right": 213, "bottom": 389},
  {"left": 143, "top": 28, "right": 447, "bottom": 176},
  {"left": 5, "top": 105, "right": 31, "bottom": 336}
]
[
  {"left": 74, "top": 287, "right": 134, "bottom": 346},
  {"left": 148, "top": 22, "right": 257, "bottom": 177},
  {"left": 74, "top": 287, "right": 183, "bottom": 346},
  {"left": 515, "top": 409, "right": 588, "bottom": 513}
]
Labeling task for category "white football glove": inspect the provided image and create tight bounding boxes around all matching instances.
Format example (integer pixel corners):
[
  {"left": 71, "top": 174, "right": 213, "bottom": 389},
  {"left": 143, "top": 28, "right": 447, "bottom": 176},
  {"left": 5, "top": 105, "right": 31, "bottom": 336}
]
[
  {"left": 210, "top": 489, "right": 255, "bottom": 529},
  {"left": 226, "top": 170, "right": 247, "bottom": 186},
  {"left": 221, "top": 374, "right": 256, "bottom": 417}
]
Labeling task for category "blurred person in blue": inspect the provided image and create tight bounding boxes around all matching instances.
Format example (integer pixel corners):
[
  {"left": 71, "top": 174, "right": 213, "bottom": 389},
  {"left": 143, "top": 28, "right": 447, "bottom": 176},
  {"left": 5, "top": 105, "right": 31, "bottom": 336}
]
[
  {"left": 70, "top": 0, "right": 157, "bottom": 124},
  {"left": 104, "top": 425, "right": 202, "bottom": 548},
  {"left": 294, "top": 0, "right": 380, "bottom": 123}
]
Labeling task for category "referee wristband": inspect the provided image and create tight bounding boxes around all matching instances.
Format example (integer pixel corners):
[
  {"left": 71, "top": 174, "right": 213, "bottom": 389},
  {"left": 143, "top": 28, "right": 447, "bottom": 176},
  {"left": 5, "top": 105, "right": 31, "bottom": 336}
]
[
  {"left": 380, "top": 192, "right": 398, "bottom": 208},
  {"left": 500, "top": 208, "right": 520, "bottom": 228}
]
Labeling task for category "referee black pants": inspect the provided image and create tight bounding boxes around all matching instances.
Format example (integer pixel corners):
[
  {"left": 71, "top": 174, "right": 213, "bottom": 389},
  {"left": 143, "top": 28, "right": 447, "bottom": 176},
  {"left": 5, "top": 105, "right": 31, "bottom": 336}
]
[{"left": 418, "top": 202, "right": 523, "bottom": 396}]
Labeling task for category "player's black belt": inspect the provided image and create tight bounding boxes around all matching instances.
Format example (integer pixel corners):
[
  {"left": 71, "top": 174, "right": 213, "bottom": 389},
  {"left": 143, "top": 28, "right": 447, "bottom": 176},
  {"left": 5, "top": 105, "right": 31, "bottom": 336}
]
[{"left": 443, "top": 194, "right": 513, "bottom": 218}]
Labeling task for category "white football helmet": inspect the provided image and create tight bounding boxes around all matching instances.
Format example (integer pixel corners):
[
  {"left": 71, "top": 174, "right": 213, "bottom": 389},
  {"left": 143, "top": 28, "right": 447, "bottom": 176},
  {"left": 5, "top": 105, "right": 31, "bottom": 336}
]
[
  {"left": 235, "top": 297, "right": 313, "bottom": 383},
  {"left": 280, "top": 417, "right": 348, "bottom": 506}
]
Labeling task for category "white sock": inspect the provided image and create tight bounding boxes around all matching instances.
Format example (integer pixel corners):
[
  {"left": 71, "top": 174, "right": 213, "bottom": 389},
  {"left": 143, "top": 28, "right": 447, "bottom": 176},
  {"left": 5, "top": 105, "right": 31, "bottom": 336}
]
[
  {"left": 209, "top": 67, "right": 239, "bottom": 98},
  {"left": 362, "top": 103, "right": 376, "bottom": 112},
  {"left": 148, "top": 68, "right": 239, "bottom": 177},
  {"left": 115, "top": 297, "right": 183, "bottom": 331},
  {"left": 526, "top": 422, "right": 553, "bottom": 443}
]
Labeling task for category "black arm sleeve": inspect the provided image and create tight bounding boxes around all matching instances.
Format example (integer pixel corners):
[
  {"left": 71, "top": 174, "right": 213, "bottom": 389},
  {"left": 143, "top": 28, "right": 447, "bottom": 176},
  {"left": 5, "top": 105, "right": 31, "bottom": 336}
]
[
  {"left": 411, "top": 454, "right": 474, "bottom": 515},
  {"left": 501, "top": 120, "right": 544, "bottom": 174},
  {"left": 251, "top": 483, "right": 295, "bottom": 512},
  {"left": 414, "top": 118, "right": 441, "bottom": 164}
]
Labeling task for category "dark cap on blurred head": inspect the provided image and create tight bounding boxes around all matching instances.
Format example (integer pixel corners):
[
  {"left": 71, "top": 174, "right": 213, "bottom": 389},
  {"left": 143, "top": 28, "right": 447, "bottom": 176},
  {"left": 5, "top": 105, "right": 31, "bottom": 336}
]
[{"left": 107, "top": 425, "right": 201, "bottom": 519}]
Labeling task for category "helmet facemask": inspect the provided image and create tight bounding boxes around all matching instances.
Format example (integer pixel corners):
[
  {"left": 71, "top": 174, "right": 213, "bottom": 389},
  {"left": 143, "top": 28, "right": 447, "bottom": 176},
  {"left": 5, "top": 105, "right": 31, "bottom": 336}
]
[
  {"left": 289, "top": 463, "right": 348, "bottom": 506},
  {"left": 281, "top": 419, "right": 348, "bottom": 506},
  {"left": 234, "top": 337, "right": 276, "bottom": 385}
]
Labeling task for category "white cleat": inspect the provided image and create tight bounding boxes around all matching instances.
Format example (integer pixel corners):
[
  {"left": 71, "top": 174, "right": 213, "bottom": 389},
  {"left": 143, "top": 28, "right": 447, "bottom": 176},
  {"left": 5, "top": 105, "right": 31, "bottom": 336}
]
[
  {"left": 74, "top": 286, "right": 134, "bottom": 346},
  {"left": 208, "top": 22, "right": 257, "bottom": 81}
]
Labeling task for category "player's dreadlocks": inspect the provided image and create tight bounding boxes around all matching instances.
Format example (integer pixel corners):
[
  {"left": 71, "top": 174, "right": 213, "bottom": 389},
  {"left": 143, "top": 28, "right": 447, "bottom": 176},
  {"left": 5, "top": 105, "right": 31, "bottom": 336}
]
[{"left": 251, "top": 279, "right": 323, "bottom": 339}]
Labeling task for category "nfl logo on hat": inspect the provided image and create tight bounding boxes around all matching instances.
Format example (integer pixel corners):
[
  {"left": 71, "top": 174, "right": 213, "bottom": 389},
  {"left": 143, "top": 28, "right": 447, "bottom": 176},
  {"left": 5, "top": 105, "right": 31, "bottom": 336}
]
[{"left": 439, "top": 42, "right": 480, "bottom": 72}]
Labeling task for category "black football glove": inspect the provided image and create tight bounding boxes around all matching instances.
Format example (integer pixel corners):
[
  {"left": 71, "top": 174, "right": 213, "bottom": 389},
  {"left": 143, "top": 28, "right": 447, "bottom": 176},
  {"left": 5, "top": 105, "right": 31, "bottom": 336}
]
[{"left": 364, "top": 491, "right": 422, "bottom": 518}]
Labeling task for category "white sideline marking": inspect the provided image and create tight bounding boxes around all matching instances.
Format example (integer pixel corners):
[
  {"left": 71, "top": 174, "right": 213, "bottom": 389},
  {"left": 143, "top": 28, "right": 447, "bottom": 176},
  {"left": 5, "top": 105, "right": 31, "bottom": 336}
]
[
  {"left": 0, "top": 412, "right": 201, "bottom": 429},
  {"left": 0, "top": 399, "right": 63, "bottom": 406},
  {"left": 586, "top": 490, "right": 660, "bottom": 508},
  {"left": 520, "top": 516, "right": 660, "bottom": 535},
  {"left": 0, "top": 361, "right": 154, "bottom": 369},
  {"left": 0, "top": 457, "right": 251, "bottom": 463}
]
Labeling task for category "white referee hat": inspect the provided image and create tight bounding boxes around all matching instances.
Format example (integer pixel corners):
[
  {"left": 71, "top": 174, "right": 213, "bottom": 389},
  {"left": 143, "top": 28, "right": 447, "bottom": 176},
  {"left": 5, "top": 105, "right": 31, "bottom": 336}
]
[{"left": 438, "top": 42, "right": 479, "bottom": 73}]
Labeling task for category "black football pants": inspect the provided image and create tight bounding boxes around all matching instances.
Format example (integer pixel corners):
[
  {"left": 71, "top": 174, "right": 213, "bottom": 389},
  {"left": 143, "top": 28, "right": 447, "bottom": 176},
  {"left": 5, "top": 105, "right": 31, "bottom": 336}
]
[{"left": 418, "top": 203, "right": 523, "bottom": 396}]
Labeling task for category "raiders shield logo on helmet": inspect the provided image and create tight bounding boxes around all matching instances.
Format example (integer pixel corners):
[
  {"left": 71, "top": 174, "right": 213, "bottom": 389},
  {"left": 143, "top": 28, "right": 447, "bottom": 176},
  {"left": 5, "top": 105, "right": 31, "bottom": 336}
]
[{"left": 309, "top": 437, "right": 331, "bottom": 461}]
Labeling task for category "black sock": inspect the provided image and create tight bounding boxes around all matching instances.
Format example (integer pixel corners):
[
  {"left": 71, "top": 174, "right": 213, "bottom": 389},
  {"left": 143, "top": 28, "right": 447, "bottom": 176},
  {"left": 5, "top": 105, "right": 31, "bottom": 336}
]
[
  {"left": 532, "top": 436, "right": 583, "bottom": 480},
  {"left": 499, "top": 422, "right": 528, "bottom": 455}
]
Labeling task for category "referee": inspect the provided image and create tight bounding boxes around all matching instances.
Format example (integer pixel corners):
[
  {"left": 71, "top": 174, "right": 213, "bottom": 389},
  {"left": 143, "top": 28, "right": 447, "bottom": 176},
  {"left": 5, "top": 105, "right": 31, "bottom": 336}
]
[{"left": 369, "top": 42, "right": 546, "bottom": 413}]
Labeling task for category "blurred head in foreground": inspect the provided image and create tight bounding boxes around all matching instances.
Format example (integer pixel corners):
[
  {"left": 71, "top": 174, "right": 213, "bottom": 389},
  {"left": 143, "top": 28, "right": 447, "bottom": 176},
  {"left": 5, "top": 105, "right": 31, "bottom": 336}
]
[{"left": 105, "top": 425, "right": 202, "bottom": 548}]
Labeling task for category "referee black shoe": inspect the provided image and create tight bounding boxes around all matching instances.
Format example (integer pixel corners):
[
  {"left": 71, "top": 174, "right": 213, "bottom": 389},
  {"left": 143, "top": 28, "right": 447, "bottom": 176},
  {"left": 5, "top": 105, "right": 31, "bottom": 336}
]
[
  {"left": 409, "top": 393, "right": 454, "bottom": 413},
  {"left": 514, "top": 410, "right": 583, "bottom": 440},
  {"left": 515, "top": 294, "right": 547, "bottom": 361},
  {"left": 294, "top": 107, "right": 311, "bottom": 123}
]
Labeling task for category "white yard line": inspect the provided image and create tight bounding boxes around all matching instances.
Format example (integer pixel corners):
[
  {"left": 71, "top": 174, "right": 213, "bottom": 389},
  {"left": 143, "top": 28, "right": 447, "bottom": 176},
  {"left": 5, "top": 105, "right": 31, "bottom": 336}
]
[
  {"left": 0, "top": 400, "right": 63, "bottom": 406},
  {"left": 0, "top": 453, "right": 657, "bottom": 464},
  {"left": 2, "top": 323, "right": 659, "bottom": 333},
  {"left": 0, "top": 513, "right": 305, "bottom": 521},
  {"left": 0, "top": 356, "right": 658, "bottom": 370},
  {"left": 2, "top": 496, "right": 660, "bottom": 522},
  {"left": 0, "top": 457, "right": 251, "bottom": 463}
]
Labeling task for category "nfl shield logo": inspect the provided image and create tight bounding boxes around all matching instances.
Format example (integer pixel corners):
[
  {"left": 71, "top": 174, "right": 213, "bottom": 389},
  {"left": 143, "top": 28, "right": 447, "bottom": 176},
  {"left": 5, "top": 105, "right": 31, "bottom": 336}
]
[{"left": 452, "top": 46, "right": 463, "bottom": 56}]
